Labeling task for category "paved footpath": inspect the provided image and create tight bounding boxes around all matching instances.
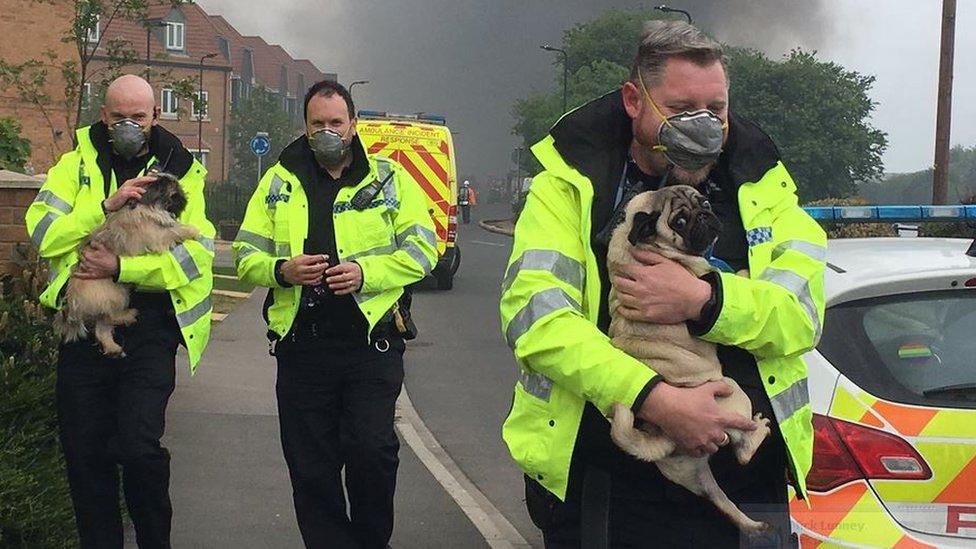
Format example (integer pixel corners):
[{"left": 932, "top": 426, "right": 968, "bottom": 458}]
[{"left": 137, "top": 292, "right": 489, "bottom": 548}]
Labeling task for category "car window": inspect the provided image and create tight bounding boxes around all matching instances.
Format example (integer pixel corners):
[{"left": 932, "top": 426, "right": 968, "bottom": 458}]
[{"left": 819, "top": 291, "right": 976, "bottom": 409}]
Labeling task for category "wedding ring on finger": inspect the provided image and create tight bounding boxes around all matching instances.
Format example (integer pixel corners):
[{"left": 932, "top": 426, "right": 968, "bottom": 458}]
[{"left": 718, "top": 432, "right": 731, "bottom": 447}]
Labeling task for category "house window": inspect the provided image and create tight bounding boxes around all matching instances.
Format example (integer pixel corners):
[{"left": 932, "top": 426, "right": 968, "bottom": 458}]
[
  {"left": 192, "top": 90, "right": 209, "bottom": 120},
  {"left": 86, "top": 14, "right": 100, "bottom": 43},
  {"left": 165, "top": 22, "right": 184, "bottom": 51},
  {"left": 161, "top": 88, "right": 178, "bottom": 117},
  {"left": 230, "top": 77, "right": 241, "bottom": 107},
  {"left": 190, "top": 149, "right": 209, "bottom": 168}
]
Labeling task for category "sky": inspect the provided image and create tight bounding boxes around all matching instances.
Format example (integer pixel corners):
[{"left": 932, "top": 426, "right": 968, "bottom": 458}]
[{"left": 197, "top": 0, "right": 974, "bottom": 180}]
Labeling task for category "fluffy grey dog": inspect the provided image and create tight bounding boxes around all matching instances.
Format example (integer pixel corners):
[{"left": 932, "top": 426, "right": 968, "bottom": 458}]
[
  {"left": 55, "top": 172, "right": 198, "bottom": 356},
  {"left": 606, "top": 185, "right": 772, "bottom": 533}
]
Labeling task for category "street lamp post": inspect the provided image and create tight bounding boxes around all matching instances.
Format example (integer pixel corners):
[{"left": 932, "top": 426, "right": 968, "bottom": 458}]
[
  {"left": 541, "top": 45, "right": 568, "bottom": 114},
  {"left": 142, "top": 18, "right": 167, "bottom": 82},
  {"left": 349, "top": 80, "right": 369, "bottom": 95},
  {"left": 514, "top": 146, "right": 524, "bottom": 200},
  {"left": 197, "top": 53, "right": 218, "bottom": 160},
  {"left": 654, "top": 5, "right": 693, "bottom": 23}
]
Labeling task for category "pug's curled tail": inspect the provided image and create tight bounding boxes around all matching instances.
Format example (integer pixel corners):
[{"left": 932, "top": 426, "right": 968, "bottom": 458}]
[{"left": 609, "top": 402, "right": 676, "bottom": 462}]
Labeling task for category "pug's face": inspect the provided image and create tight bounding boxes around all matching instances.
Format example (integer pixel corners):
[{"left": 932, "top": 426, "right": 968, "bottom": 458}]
[
  {"left": 627, "top": 185, "right": 721, "bottom": 256},
  {"left": 137, "top": 172, "right": 188, "bottom": 218}
]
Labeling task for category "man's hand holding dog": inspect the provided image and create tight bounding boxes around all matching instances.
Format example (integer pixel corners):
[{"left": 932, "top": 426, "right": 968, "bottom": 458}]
[
  {"left": 612, "top": 249, "right": 711, "bottom": 324},
  {"left": 280, "top": 254, "right": 330, "bottom": 286},
  {"left": 102, "top": 175, "right": 157, "bottom": 213},
  {"left": 74, "top": 242, "right": 119, "bottom": 280},
  {"left": 638, "top": 381, "right": 757, "bottom": 457}
]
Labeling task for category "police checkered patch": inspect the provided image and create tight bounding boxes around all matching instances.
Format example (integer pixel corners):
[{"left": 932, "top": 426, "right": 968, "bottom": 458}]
[
  {"left": 333, "top": 198, "right": 399, "bottom": 214},
  {"left": 746, "top": 226, "right": 773, "bottom": 247}
]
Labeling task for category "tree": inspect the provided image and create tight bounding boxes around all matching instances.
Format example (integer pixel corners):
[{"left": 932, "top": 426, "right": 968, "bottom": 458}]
[
  {"left": 512, "top": 9, "right": 660, "bottom": 175},
  {"left": 859, "top": 145, "right": 976, "bottom": 204},
  {"left": 0, "top": 1, "right": 195, "bottom": 155},
  {"left": 227, "top": 86, "right": 297, "bottom": 188},
  {"left": 726, "top": 48, "right": 887, "bottom": 202},
  {"left": 511, "top": 8, "right": 888, "bottom": 202},
  {"left": 0, "top": 118, "right": 32, "bottom": 173}
]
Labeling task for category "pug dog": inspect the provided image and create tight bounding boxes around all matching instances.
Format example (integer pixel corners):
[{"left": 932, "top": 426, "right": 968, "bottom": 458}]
[
  {"left": 606, "top": 185, "right": 772, "bottom": 533},
  {"left": 55, "top": 171, "right": 198, "bottom": 356}
]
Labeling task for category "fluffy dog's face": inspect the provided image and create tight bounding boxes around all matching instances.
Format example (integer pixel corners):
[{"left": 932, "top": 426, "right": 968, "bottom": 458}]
[
  {"left": 137, "top": 172, "right": 188, "bottom": 218},
  {"left": 627, "top": 185, "right": 721, "bottom": 256}
]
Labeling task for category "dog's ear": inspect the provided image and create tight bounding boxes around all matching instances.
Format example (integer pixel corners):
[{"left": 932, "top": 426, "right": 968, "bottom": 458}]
[
  {"left": 166, "top": 185, "right": 188, "bottom": 218},
  {"left": 627, "top": 211, "right": 660, "bottom": 246}
]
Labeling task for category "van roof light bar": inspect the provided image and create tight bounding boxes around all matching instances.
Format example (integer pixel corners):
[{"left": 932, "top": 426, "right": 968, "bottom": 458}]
[{"left": 357, "top": 110, "right": 447, "bottom": 125}]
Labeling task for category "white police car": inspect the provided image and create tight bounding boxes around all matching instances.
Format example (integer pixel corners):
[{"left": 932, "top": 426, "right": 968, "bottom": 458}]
[{"left": 790, "top": 205, "right": 976, "bottom": 548}]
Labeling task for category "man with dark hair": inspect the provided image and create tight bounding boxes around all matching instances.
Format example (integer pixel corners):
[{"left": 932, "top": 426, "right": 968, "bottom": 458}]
[
  {"left": 500, "top": 20, "right": 826, "bottom": 547},
  {"left": 235, "top": 81, "right": 437, "bottom": 548},
  {"left": 304, "top": 79, "right": 355, "bottom": 121}
]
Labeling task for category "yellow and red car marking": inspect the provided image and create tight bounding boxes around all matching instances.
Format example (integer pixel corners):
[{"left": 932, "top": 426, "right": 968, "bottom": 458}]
[{"left": 792, "top": 380, "right": 976, "bottom": 546}]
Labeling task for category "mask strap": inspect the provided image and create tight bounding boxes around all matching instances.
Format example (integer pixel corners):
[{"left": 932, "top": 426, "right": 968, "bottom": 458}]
[{"left": 638, "top": 69, "right": 672, "bottom": 129}]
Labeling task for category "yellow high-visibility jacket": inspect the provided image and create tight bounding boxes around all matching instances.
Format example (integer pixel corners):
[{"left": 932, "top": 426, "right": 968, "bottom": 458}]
[
  {"left": 500, "top": 91, "right": 826, "bottom": 501},
  {"left": 25, "top": 123, "right": 215, "bottom": 370},
  {"left": 234, "top": 135, "right": 438, "bottom": 341}
]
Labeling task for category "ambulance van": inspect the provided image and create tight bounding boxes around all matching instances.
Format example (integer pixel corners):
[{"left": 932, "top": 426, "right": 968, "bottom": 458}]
[{"left": 357, "top": 111, "right": 460, "bottom": 290}]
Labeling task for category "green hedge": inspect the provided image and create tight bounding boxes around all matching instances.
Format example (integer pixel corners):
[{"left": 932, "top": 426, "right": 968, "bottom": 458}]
[{"left": 0, "top": 261, "right": 77, "bottom": 548}]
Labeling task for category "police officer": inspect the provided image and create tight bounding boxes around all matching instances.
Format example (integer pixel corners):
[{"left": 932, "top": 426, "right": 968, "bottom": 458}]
[
  {"left": 25, "top": 74, "right": 215, "bottom": 548},
  {"left": 234, "top": 80, "right": 437, "bottom": 549},
  {"left": 499, "top": 21, "right": 826, "bottom": 547}
]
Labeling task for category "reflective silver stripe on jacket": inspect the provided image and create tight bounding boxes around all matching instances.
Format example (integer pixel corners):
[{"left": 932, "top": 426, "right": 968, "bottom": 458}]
[
  {"left": 177, "top": 295, "right": 211, "bottom": 327},
  {"left": 402, "top": 242, "right": 434, "bottom": 275},
  {"left": 769, "top": 378, "right": 809, "bottom": 422},
  {"left": 235, "top": 230, "right": 274, "bottom": 254},
  {"left": 48, "top": 267, "right": 60, "bottom": 284},
  {"left": 276, "top": 243, "right": 291, "bottom": 257},
  {"left": 502, "top": 250, "right": 584, "bottom": 296},
  {"left": 505, "top": 287, "right": 581, "bottom": 349},
  {"left": 519, "top": 369, "right": 554, "bottom": 402},
  {"left": 772, "top": 240, "right": 827, "bottom": 263},
  {"left": 171, "top": 243, "right": 201, "bottom": 281},
  {"left": 30, "top": 212, "right": 58, "bottom": 249},
  {"left": 396, "top": 224, "right": 437, "bottom": 249},
  {"left": 34, "top": 190, "right": 73, "bottom": 214},
  {"left": 353, "top": 290, "right": 381, "bottom": 305},
  {"left": 345, "top": 243, "right": 396, "bottom": 262},
  {"left": 235, "top": 246, "right": 259, "bottom": 267},
  {"left": 197, "top": 236, "right": 215, "bottom": 253},
  {"left": 396, "top": 224, "right": 436, "bottom": 274},
  {"left": 759, "top": 267, "right": 822, "bottom": 343}
]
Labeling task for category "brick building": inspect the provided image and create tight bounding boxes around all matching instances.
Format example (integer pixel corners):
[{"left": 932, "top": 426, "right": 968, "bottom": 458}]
[
  {"left": 0, "top": 1, "right": 333, "bottom": 181},
  {"left": 0, "top": 0, "right": 77, "bottom": 173},
  {"left": 0, "top": 1, "right": 333, "bottom": 272}
]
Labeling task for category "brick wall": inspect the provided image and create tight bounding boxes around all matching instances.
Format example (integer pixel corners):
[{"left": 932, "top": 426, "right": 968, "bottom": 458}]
[
  {"left": 0, "top": 175, "right": 43, "bottom": 276},
  {"left": 0, "top": 0, "right": 75, "bottom": 174}
]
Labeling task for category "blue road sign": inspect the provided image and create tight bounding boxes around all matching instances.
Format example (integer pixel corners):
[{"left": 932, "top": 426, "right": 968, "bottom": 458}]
[{"left": 250, "top": 134, "right": 271, "bottom": 157}]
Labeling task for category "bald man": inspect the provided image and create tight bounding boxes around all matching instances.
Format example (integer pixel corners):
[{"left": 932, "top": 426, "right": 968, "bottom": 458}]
[{"left": 26, "top": 74, "right": 215, "bottom": 548}]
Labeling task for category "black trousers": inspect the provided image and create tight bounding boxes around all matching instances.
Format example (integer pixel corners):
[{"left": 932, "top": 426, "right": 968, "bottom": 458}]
[
  {"left": 275, "top": 335, "right": 405, "bottom": 549},
  {"left": 461, "top": 204, "right": 471, "bottom": 224},
  {"left": 56, "top": 304, "right": 180, "bottom": 549},
  {"left": 525, "top": 467, "right": 794, "bottom": 549}
]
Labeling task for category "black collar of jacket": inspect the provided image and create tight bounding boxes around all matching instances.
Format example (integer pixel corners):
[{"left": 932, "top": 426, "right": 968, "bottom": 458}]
[
  {"left": 547, "top": 89, "right": 783, "bottom": 213},
  {"left": 88, "top": 121, "right": 195, "bottom": 186},
  {"left": 278, "top": 133, "right": 369, "bottom": 189}
]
